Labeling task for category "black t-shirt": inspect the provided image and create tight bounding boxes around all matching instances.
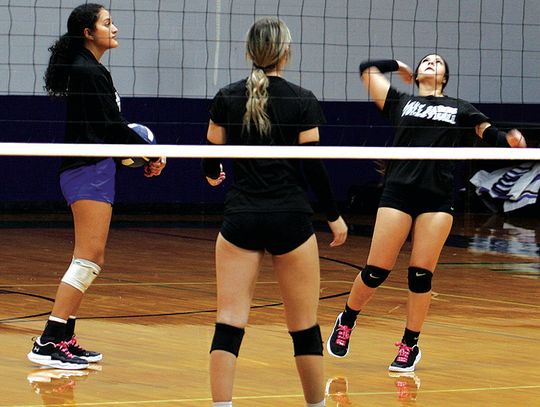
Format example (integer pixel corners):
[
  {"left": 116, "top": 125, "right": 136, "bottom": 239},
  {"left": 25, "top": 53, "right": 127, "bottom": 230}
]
[
  {"left": 209, "top": 76, "right": 327, "bottom": 215},
  {"left": 382, "top": 87, "right": 489, "bottom": 197},
  {"left": 60, "top": 48, "right": 146, "bottom": 173}
]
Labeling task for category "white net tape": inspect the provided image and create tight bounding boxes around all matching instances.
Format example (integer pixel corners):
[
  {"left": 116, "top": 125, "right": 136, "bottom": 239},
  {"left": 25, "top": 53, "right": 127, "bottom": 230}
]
[{"left": 0, "top": 143, "right": 538, "bottom": 160}]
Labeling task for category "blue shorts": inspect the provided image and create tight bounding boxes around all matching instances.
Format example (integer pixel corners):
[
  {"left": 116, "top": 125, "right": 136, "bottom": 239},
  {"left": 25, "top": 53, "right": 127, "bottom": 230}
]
[
  {"left": 60, "top": 158, "right": 116, "bottom": 206},
  {"left": 379, "top": 184, "right": 453, "bottom": 218},
  {"left": 221, "top": 212, "right": 314, "bottom": 255}
]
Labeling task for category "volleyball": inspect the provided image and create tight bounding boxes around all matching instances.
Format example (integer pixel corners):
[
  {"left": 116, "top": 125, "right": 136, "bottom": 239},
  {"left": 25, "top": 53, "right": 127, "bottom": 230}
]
[{"left": 121, "top": 123, "right": 157, "bottom": 168}]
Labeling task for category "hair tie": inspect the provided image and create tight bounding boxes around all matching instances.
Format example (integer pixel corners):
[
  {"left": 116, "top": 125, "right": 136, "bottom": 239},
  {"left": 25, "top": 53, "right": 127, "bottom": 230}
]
[{"left": 253, "top": 63, "right": 276, "bottom": 71}]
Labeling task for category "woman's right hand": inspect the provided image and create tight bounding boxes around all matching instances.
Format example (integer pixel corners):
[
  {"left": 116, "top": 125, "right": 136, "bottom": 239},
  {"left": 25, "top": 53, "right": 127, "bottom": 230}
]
[
  {"left": 397, "top": 60, "right": 414, "bottom": 85},
  {"left": 328, "top": 216, "right": 348, "bottom": 247},
  {"left": 206, "top": 164, "right": 226, "bottom": 186},
  {"left": 144, "top": 157, "right": 166, "bottom": 177}
]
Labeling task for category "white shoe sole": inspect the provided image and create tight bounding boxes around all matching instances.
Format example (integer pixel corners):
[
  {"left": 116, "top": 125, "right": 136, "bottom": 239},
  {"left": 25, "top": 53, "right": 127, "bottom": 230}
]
[
  {"left": 388, "top": 349, "right": 422, "bottom": 372},
  {"left": 80, "top": 354, "right": 103, "bottom": 363},
  {"left": 27, "top": 352, "right": 89, "bottom": 370}
]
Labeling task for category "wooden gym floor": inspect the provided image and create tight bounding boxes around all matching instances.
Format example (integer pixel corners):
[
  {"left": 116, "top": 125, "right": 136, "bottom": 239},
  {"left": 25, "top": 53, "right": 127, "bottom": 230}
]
[{"left": 0, "top": 212, "right": 539, "bottom": 406}]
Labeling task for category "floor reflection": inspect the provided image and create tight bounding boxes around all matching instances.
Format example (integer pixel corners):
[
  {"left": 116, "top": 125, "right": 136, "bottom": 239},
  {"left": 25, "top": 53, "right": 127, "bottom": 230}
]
[
  {"left": 27, "top": 365, "right": 101, "bottom": 406},
  {"left": 325, "top": 376, "right": 353, "bottom": 406},
  {"left": 388, "top": 372, "right": 421, "bottom": 405},
  {"left": 448, "top": 215, "right": 540, "bottom": 261},
  {"left": 326, "top": 373, "right": 423, "bottom": 406}
]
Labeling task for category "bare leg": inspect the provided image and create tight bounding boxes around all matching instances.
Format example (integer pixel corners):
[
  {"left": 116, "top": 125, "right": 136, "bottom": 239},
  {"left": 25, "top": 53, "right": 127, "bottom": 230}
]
[
  {"left": 210, "top": 234, "right": 264, "bottom": 403},
  {"left": 406, "top": 212, "right": 453, "bottom": 331},
  {"left": 50, "top": 200, "right": 112, "bottom": 320},
  {"left": 347, "top": 208, "right": 412, "bottom": 310},
  {"left": 273, "top": 235, "right": 324, "bottom": 405}
]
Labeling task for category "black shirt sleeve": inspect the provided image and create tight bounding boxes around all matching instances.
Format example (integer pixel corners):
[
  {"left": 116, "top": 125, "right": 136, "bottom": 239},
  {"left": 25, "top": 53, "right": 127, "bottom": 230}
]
[
  {"left": 381, "top": 87, "right": 407, "bottom": 124},
  {"left": 458, "top": 99, "right": 490, "bottom": 128},
  {"left": 298, "top": 90, "right": 326, "bottom": 132},
  {"left": 209, "top": 89, "right": 227, "bottom": 126}
]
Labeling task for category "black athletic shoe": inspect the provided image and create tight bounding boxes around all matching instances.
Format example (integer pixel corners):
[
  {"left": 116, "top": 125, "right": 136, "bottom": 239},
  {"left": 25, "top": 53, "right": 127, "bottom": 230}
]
[
  {"left": 326, "top": 312, "right": 356, "bottom": 358},
  {"left": 66, "top": 336, "right": 102, "bottom": 362},
  {"left": 27, "top": 337, "right": 88, "bottom": 370},
  {"left": 388, "top": 342, "right": 422, "bottom": 372}
]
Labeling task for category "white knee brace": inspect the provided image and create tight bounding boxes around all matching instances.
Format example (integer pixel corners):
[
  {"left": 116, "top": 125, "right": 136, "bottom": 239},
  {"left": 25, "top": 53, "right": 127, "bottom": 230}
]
[{"left": 61, "top": 258, "right": 101, "bottom": 293}]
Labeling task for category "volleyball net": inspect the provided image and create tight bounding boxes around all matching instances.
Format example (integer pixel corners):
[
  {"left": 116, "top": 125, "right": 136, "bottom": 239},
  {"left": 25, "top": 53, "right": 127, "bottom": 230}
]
[
  {"left": 3, "top": 0, "right": 540, "bottom": 101},
  {"left": 0, "top": 0, "right": 539, "bottom": 214}
]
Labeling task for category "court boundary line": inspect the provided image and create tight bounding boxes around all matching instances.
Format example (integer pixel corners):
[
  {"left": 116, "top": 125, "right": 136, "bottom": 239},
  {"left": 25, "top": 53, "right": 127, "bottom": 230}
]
[{"left": 3, "top": 384, "right": 540, "bottom": 407}]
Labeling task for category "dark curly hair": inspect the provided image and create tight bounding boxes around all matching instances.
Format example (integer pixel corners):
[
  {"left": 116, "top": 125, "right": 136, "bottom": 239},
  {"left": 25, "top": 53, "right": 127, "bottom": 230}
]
[{"left": 44, "top": 3, "right": 103, "bottom": 97}]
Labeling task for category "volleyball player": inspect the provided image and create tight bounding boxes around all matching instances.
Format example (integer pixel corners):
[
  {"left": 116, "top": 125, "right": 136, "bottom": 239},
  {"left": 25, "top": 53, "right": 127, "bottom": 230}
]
[
  {"left": 27, "top": 3, "right": 166, "bottom": 370},
  {"left": 327, "top": 54, "right": 526, "bottom": 372},
  {"left": 203, "top": 17, "right": 348, "bottom": 407}
]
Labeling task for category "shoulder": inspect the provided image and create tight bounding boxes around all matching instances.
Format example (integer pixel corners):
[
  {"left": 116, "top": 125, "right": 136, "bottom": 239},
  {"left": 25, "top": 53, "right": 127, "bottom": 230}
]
[
  {"left": 386, "top": 86, "right": 411, "bottom": 101},
  {"left": 454, "top": 96, "right": 475, "bottom": 108},
  {"left": 442, "top": 96, "right": 481, "bottom": 112},
  {"left": 383, "top": 87, "right": 412, "bottom": 112},
  {"left": 273, "top": 77, "right": 316, "bottom": 98},
  {"left": 217, "top": 79, "right": 247, "bottom": 96},
  {"left": 71, "top": 51, "right": 109, "bottom": 81}
]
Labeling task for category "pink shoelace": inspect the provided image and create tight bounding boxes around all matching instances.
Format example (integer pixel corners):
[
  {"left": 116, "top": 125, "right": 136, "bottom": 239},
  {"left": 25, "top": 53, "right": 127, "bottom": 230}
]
[
  {"left": 55, "top": 341, "right": 76, "bottom": 358},
  {"left": 336, "top": 325, "right": 353, "bottom": 346},
  {"left": 395, "top": 342, "right": 413, "bottom": 363},
  {"left": 66, "top": 336, "right": 83, "bottom": 351}
]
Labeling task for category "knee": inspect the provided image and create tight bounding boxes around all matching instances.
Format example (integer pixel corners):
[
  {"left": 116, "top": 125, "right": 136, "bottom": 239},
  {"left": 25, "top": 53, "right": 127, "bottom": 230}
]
[
  {"left": 210, "top": 322, "right": 245, "bottom": 357},
  {"left": 360, "top": 265, "right": 391, "bottom": 288},
  {"left": 61, "top": 257, "right": 101, "bottom": 293},
  {"left": 289, "top": 324, "right": 323, "bottom": 356},
  {"left": 89, "top": 251, "right": 105, "bottom": 268},
  {"left": 408, "top": 266, "right": 433, "bottom": 293}
]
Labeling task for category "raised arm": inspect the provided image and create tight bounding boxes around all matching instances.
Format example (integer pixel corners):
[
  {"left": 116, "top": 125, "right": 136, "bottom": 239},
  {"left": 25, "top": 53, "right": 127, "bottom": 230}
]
[{"left": 359, "top": 60, "right": 413, "bottom": 110}]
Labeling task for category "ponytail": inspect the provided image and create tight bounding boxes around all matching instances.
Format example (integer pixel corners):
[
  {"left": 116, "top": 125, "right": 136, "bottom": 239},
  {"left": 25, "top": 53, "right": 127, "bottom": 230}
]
[
  {"left": 244, "top": 67, "right": 271, "bottom": 136},
  {"left": 44, "top": 34, "right": 75, "bottom": 96},
  {"left": 243, "top": 17, "right": 291, "bottom": 138}
]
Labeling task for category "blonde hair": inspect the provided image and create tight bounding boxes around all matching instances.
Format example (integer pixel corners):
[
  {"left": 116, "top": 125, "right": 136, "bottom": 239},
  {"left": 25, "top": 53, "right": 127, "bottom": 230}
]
[{"left": 243, "top": 17, "right": 291, "bottom": 137}]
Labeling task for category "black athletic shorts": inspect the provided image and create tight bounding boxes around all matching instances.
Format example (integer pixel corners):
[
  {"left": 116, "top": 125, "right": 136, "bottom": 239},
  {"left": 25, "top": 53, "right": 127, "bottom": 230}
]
[
  {"left": 221, "top": 212, "right": 314, "bottom": 255},
  {"left": 379, "top": 184, "right": 454, "bottom": 218}
]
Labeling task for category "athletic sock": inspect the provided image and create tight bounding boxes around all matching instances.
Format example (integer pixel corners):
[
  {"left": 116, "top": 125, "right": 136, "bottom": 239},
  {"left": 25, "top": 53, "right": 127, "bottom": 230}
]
[
  {"left": 341, "top": 303, "right": 360, "bottom": 327},
  {"left": 41, "top": 317, "right": 67, "bottom": 343},
  {"left": 65, "top": 316, "right": 76, "bottom": 340},
  {"left": 402, "top": 328, "right": 420, "bottom": 347}
]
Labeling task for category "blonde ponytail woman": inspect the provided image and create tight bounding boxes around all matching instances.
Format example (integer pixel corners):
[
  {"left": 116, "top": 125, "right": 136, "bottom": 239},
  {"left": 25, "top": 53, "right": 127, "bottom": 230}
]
[{"left": 203, "top": 17, "right": 347, "bottom": 407}]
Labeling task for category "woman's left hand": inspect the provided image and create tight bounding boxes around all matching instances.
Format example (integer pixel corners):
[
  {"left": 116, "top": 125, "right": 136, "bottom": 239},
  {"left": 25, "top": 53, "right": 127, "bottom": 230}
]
[
  {"left": 144, "top": 157, "right": 167, "bottom": 177},
  {"left": 328, "top": 216, "right": 348, "bottom": 247},
  {"left": 507, "top": 129, "right": 527, "bottom": 148}
]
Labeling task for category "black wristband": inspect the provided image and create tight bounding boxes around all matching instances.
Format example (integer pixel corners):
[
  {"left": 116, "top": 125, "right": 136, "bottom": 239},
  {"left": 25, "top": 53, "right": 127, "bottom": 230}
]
[
  {"left": 359, "top": 59, "right": 399, "bottom": 75},
  {"left": 482, "top": 126, "right": 510, "bottom": 147},
  {"left": 201, "top": 139, "right": 222, "bottom": 179}
]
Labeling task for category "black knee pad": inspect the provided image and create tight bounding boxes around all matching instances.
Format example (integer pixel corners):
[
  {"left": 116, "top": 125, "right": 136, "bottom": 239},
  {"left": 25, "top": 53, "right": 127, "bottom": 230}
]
[
  {"left": 408, "top": 266, "right": 433, "bottom": 293},
  {"left": 289, "top": 324, "right": 323, "bottom": 356},
  {"left": 210, "top": 322, "right": 245, "bottom": 357},
  {"left": 360, "top": 265, "right": 391, "bottom": 288}
]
